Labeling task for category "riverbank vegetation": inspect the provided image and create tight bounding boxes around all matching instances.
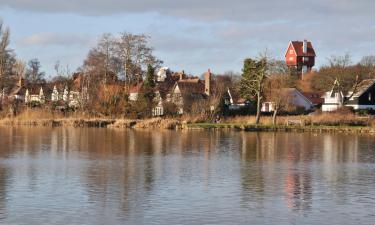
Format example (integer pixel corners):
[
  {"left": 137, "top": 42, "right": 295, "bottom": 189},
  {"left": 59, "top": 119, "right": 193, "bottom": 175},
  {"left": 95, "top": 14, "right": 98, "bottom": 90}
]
[{"left": 3, "top": 19, "right": 375, "bottom": 131}]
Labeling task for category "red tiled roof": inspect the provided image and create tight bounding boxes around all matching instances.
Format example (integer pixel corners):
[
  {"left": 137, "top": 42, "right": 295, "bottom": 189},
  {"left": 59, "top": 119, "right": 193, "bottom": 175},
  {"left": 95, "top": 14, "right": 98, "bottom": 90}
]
[
  {"left": 129, "top": 83, "right": 143, "bottom": 93},
  {"left": 302, "top": 92, "right": 324, "bottom": 105},
  {"left": 290, "top": 41, "right": 316, "bottom": 57}
]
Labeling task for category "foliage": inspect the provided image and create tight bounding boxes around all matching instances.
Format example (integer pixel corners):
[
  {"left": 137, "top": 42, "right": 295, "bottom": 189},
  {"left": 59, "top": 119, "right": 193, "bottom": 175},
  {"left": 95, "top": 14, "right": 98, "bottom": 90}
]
[{"left": 240, "top": 57, "right": 268, "bottom": 124}]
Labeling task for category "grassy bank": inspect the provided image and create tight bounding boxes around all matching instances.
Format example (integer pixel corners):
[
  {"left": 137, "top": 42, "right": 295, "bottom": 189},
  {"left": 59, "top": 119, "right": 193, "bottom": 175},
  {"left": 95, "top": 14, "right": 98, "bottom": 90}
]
[
  {"left": 186, "top": 123, "right": 375, "bottom": 134},
  {"left": 1, "top": 109, "right": 375, "bottom": 133}
]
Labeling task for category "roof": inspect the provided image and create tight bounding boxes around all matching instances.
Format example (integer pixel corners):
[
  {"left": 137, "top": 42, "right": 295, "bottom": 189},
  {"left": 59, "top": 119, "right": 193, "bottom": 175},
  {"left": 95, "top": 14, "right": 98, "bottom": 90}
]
[
  {"left": 302, "top": 92, "right": 324, "bottom": 105},
  {"left": 129, "top": 83, "right": 143, "bottom": 93},
  {"left": 156, "top": 81, "right": 175, "bottom": 99},
  {"left": 175, "top": 80, "right": 205, "bottom": 95},
  {"left": 227, "top": 88, "right": 246, "bottom": 104},
  {"left": 282, "top": 88, "right": 313, "bottom": 105},
  {"left": 287, "top": 41, "right": 316, "bottom": 57},
  {"left": 350, "top": 79, "right": 375, "bottom": 98}
]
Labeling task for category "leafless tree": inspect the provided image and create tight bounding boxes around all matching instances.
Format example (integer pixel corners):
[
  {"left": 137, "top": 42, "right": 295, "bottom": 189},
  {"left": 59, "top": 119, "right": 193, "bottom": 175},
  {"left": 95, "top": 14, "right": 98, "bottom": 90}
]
[
  {"left": 0, "top": 21, "right": 15, "bottom": 89},
  {"left": 25, "top": 58, "right": 45, "bottom": 84},
  {"left": 264, "top": 75, "right": 292, "bottom": 125},
  {"left": 13, "top": 59, "right": 26, "bottom": 79}
]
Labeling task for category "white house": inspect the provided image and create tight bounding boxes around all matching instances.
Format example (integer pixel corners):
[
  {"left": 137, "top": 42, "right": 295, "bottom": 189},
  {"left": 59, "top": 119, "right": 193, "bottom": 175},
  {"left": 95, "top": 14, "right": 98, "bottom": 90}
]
[
  {"left": 322, "top": 80, "right": 344, "bottom": 112},
  {"left": 25, "top": 87, "right": 45, "bottom": 104},
  {"left": 261, "top": 88, "right": 314, "bottom": 112}
]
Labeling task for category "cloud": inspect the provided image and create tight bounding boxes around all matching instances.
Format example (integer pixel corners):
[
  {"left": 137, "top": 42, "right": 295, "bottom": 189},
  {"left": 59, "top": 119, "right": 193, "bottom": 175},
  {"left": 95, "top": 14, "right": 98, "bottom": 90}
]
[
  {"left": 1, "top": 0, "right": 374, "bottom": 22},
  {"left": 2, "top": 1, "right": 375, "bottom": 74},
  {"left": 19, "top": 32, "right": 93, "bottom": 46}
]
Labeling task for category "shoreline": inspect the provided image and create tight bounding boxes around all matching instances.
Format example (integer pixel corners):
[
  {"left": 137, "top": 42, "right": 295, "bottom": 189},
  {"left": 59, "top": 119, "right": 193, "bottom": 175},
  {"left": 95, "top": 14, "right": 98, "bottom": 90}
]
[{"left": 1, "top": 118, "right": 375, "bottom": 134}]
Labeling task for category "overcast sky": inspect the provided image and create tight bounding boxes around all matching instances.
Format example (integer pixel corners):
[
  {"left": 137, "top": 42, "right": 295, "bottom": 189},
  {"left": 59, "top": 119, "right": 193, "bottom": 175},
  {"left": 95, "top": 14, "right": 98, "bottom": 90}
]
[{"left": 1, "top": 0, "right": 375, "bottom": 77}]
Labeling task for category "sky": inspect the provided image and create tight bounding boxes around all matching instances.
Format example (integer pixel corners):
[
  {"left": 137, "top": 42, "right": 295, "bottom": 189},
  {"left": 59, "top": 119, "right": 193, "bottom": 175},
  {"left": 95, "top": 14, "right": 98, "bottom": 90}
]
[{"left": 1, "top": 0, "right": 375, "bottom": 77}]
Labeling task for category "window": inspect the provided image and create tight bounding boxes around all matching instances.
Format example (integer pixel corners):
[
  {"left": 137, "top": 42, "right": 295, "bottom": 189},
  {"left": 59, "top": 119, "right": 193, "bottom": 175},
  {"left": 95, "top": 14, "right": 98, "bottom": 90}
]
[
  {"left": 289, "top": 50, "right": 294, "bottom": 54},
  {"left": 304, "top": 57, "right": 309, "bottom": 62},
  {"left": 289, "top": 57, "right": 294, "bottom": 61},
  {"left": 369, "top": 93, "right": 372, "bottom": 101}
]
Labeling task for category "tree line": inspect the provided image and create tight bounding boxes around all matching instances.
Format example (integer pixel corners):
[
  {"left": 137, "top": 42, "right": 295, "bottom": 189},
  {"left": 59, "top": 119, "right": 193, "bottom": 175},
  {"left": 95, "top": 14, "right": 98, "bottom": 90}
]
[{"left": 2, "top": 19, "right": 375, "bottom": 120}]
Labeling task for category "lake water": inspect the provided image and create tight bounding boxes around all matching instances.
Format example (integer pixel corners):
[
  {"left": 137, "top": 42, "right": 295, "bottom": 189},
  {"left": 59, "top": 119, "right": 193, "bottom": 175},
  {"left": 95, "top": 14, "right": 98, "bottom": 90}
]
[{"left": 0, "top": 127, "right": 374, "bottom": 225}]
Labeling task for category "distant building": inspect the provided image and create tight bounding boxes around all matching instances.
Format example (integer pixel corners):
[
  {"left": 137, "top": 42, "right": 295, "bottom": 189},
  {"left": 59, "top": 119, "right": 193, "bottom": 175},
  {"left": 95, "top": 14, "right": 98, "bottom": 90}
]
[
  {"left": 169, "top": 69, "right": 212, "bottom": 114},
  {"left": 285, "top": 40, "right": 316, "bottom": 76},
  {"left": 25, "top": 87, "right": 45, "bottom": 104},
  {"left": 322, "top": 80, "right": 344, "bottom": 112},
  {"left": 345, "top": 79, "right": 375, "bottom": 110},
  {"left": 261, "top": 88, "right": 315, "bottom": 112}
]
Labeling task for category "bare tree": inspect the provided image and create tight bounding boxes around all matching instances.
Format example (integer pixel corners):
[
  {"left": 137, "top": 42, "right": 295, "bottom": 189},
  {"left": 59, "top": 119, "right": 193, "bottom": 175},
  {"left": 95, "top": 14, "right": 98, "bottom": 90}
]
[
  {"left": 25, "top": 58, "right": 45, "bottom": 84},
  {"left": 360, "top": 55, "right": 375, "bottom": 68},
  {"left": 0, "top": 21, "right": 15, "bottom": 89},
  {"left": 116, "top": 32, "right": 162, "bottom": 87},
  {"left": 13, "top": 59, "right": 26, "bottom": 79},
  {"left": 264, "top": 75, "right": 291, "bottom": 125}
]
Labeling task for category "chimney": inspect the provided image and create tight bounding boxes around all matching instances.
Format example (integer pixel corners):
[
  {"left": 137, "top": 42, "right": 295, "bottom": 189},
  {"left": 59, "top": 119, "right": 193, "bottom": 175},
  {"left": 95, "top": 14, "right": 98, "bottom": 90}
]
[
  {"left": 205, "top": 69, "right": 211, "bottom": 96},
  {"left": 303, "top": 39, "right": 308, "bottom": 54}
]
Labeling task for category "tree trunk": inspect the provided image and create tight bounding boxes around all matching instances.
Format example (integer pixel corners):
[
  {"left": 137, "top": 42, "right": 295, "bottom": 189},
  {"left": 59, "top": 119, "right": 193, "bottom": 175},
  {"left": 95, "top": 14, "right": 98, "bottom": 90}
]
[
  {"left": 272, "top": 108, "right": 278, "bottom": 126},
  {"left": 255, "top": 94, "right": 261, "bottom": 125}
]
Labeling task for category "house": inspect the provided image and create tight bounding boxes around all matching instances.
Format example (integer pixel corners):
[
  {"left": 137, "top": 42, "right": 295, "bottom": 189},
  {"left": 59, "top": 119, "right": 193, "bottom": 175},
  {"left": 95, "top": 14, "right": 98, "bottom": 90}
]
[
  {"left": 129, "top": 83, "right": 143, "bottom": 101},
  {"left": 345, "top": 79, "right": 375, "bottom": 110},
  {"left": 152, "top": 91, "right": 164, "bottom": 116},
  {"left": 302, "top": 92, "right": 324, "bottom": 107},
  {"left": 156, "top": 67, "right": 170, "bottom": 82},
  {"left": 285, "top": 40, "right": 316, "bottom": 76},
  {"left": 7, "top": 78, "right": 26, "bottom": 102},
  {"left": 322, "top": 79, "right": 344, "bottom": 112},
  {"left": 50, "top": 74, "right": 89, "bottom": 108},
  {"left": 169, "top": 70, "right": 211, "bottom": 114},
  {"left": 25, "top": 87, "right": 45, "bottom": 104},
  {"left": 261, "top": 88, "right": 314, "bottom": 112}
]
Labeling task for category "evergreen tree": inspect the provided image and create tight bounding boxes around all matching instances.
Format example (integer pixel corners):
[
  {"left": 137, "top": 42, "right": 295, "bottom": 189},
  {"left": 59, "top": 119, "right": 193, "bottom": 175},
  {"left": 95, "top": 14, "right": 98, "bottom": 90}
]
[
  {"left": 240, "top": 57, "right": 268, "bottom": 124},
  {"left": 142, "top": 64, "right": 156, "bottom": 116},
  {"left": 144, "top": 64, "right": 155, "bottom": 89}
]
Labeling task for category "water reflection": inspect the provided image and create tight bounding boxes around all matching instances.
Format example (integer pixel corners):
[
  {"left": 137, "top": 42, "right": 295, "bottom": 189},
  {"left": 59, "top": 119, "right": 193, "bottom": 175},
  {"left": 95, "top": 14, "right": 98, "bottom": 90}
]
[{"left": 0, "top": 127, "right": 374, "bottom": 224}]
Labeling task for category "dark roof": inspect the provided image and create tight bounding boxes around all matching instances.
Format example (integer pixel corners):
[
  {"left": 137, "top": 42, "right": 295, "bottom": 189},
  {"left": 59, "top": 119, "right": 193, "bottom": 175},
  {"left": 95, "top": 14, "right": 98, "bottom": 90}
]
[
  {"left": 351, "top": 79, "right": 375, "bottom": 98},
  {"left": 176, "top": 80, "right": 205, "bottom": 95},
  {"left": 290, "top": 41, "right": 316, "bottom": 57},
  {"left": 227, "top": 88, "right": 246, "bottom": 104},
  {"left": 156, "top": 81, "right": 175, "bottom": 99},
  {"left": 302, "top": 92, "right": 324, "bottom": 105}
]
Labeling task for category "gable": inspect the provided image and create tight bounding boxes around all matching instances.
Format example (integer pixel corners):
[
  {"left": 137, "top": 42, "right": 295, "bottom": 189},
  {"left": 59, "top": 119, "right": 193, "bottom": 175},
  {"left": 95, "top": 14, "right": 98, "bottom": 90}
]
[
  {"left": 290, "top": 41, "right": 316, "bottom": 57},
  {"left": 284, "top": 42, "right": 297, "bottom": 58}
]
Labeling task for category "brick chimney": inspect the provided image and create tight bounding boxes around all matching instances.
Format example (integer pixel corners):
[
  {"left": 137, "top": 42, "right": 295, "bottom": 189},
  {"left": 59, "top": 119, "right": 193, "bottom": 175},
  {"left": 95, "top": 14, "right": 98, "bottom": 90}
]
[{"left": 205, "top": 69, "right": 211, "bottom": 96}]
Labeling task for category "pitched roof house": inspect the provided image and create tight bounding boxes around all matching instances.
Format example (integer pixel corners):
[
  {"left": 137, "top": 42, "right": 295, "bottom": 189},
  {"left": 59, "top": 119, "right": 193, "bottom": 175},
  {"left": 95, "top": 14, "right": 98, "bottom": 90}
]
[
  {"left": 322, "top": 79, "right": 344, "bottom": 112},
  {"left": 169, "top": 70, "right": 211, "bottom": 114},
  {"left": 261, "top": 88, "right": 314, "bottom": 112},
  {"left": 345, "top": 79, "right": 375, "bottom": 110},
  {"left": 285, "top": 40, "right": 316, "bottom": 76}
]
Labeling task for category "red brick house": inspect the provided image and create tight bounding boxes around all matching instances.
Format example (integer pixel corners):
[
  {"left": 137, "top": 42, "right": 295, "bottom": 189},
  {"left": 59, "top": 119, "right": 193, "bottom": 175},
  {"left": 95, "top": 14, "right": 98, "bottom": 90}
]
[{"left": 285, "top": 40, "right": 316, "bottom": 76}]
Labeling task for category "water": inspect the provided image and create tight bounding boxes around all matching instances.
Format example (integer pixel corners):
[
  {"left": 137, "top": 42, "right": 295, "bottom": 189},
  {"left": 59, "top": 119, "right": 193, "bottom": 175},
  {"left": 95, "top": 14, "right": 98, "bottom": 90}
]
[{"left": 0, "top": 127, "right": 375, "bottom": 225}]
